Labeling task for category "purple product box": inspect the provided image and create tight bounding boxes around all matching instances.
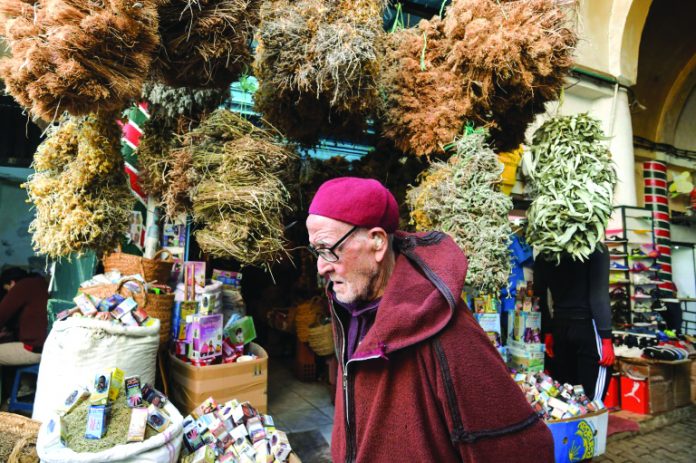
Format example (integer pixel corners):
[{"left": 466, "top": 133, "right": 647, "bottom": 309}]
[
  {"left": 186, "top": 314, "right": 223, "bottom": 362},
  {"left": 97, "top": 294, "right": 125, "bottom": 313}
]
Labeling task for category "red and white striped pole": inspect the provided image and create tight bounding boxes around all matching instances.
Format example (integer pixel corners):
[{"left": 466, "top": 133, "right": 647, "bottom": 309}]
[{"left": 643, "top": 161, "right": 675, "bottom": 296}]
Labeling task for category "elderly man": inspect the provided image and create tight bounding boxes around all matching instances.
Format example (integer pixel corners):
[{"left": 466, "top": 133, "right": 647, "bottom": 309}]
[{"left": 306, "top": 177, "right": 554, "bottom": 463}]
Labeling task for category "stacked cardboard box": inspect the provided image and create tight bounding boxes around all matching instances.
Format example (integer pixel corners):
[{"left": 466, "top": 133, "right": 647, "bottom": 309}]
[
  {"left": 169, "top": 343, "right": 268, "bottom": 414},
  {"left": 618, "top": 358, "right": 692, "bottom": 414}
]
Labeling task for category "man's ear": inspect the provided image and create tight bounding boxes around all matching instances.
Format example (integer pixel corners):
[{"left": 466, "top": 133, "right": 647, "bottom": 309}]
[{"left": 367, "top": 228, "right": 389, "bottom": 261}]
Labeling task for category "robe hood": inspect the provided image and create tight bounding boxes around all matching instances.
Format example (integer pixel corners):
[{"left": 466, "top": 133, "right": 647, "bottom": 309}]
[{"left": 346, "top": 230, "right": 468, "bottom": 360}]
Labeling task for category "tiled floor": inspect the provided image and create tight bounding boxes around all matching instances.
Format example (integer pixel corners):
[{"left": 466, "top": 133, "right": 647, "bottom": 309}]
[{"left": 267, "top": 358, "right": 334, "bottom": 446}]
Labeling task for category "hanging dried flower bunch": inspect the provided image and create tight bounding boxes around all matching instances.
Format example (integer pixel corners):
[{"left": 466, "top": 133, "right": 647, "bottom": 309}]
[
  {"left": 526, "top": 114, "right": 617, "bottom": 263},
  {"left": 253, "top": 0, "right": 386, "bottom": 145},
  {"left": 23, "top": 115, "right": 135, "bottom": 258},
  {"left": 152, "top": 0, "right": 261, "bottom": 88},
  {"left": 381, "top": 0, "right": 576, "bottom": 156},
  {"left": 170, "top": 109, "right": 297, "bottom": 267},
  {"left": 0, "top": 0, "right": 159, "bottom": 121},
  {"left": 407, "top": 129, "right": 512, "bottom": 294}
]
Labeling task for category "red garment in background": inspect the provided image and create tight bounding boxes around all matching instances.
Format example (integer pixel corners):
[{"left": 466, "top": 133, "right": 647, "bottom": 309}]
[{"left": 0, "top": 276, "right": 49, "bottom": 351}]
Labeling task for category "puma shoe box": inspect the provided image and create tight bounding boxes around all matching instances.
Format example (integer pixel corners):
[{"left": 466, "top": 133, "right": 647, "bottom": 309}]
[{"left": 618, "top": 358, "right": 692, "bottom": 414}]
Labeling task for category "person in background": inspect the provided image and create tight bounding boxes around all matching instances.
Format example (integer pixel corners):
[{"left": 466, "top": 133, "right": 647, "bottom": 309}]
[
  {"left": 534, "top": 247, "right": 615, "bottom": 401},
  {"left": 0, "top": 267, "right": 49, "bottom": 365},
  {"left": 306, "top": 177, "right": 553, "bottom": 463}
]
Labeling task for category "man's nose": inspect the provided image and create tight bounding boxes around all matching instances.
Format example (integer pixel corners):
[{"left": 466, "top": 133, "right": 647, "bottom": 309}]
[{"left": 316, "top": 257, "right": 333, "bottom": 276}]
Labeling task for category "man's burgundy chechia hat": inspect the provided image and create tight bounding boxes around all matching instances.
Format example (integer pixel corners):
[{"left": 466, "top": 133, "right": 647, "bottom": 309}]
[{"left": 308, "top": 177, "right": 399, "bottom": 233}]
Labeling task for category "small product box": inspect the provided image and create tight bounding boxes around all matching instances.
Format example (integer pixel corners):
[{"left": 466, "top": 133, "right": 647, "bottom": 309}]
[
  {"left": 223, "top": 316, "right": 257, "bottom": 345},
  {"left": 142, "top": 383, "right": 167, "bottom": 408},
  {"left": 112, "top": 297, "right": 138, "bottom": 320},
  {"left": 132, "top": 307, "right": 150, "bottom": 324},
  {"left": 127, "top": 407, "right": 148, "bottom": 443},
  {"left": 512, "top": 311, "right": 542, "bottom": 343},
  {"left": 90, "top": 371, "right": 112, "bottom": 405},
  {"left": 178, "top": 301, "right": 199, "bottom": 340},
  {"left": 85, "top": 405, "right": 109, "bottom": 439},
  {"left": 97, "top": 294, "right": 125, "bottom": 313},
  {"left": 147, "top": 404, "right": 171, "bottom": 432},
  {"left": 192, "top": 397, "right": 219, "bottom": 419},
  {"left": 59, "top": 387, "right": 90, "bottom": 416},
  {"left": 73, "top": 294, "right": 98, "bottom": 316},
  {"left": 190, "top": 445, "right": 216, "bottom": 463},
  {"left": 246, "top": 416, "right": 266, "bottom": 443},
  {"left": 270, "top": 430, "right": 292, "bottom": 462},
  {"left": 183, "top": 415, "right": 205, "bottom": 452},
  {"left": 108, "top": 368, "right": 125, "bottom": 402},
  {"left": 230, "top": 423, "right": 249, "bottom": 444},
  {"left": 125, "top": 376, "right": 143, "bottom": 407},
  {"left": 218, "top": 400, "right": 238, "bottom": 428},
  {"left": 187, "top": 314, "right": 223, "bottom": 362}
]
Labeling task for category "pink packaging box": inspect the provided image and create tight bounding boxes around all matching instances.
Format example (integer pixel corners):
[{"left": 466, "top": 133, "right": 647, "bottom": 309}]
[{"left": 186, "top": 314, "right": 223, "bottom": 362}]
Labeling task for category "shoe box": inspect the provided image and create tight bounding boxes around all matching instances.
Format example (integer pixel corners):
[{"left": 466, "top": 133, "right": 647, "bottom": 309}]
[
  {"left": 603, "top": 374, "right": 621, "bottom": 409},
  {"left": 618, "top": 359, "right": 692, "bottom": 414}
]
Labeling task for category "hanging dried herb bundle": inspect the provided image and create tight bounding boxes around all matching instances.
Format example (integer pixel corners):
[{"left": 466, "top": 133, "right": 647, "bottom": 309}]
[
  {"left": 253, "top": 0, "right": 386, "bottom": 145},
  {"left": 172, "top": 109, "right": 296, "bottom": 267},
  {"left": 381, "top": 0, "right": 576, "bottom": 156},
  {"left": 152, "top": 0, "right": 261, "bottom": 88},
  {"left": 137, "top": 82, "right": 227, "bottom": 199},
  {"left": 407, "top": 130, "right": 512, "bottom": 294},
  {"left": 24, "top": 115, "right": 135, "bottom": 258},
  {"left": 0, "top": 0, "right": 159, "bottom": 121},
  {"left": 142, "top": 83, "right": 229, "bottom": 120},
  {"left": 526, "top": 114, "right": 617, "bottom": 263}
]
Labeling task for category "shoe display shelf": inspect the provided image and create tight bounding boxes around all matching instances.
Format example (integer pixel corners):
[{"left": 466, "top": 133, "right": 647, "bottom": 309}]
[{"left": 606, "top": 206, "right": 660, "bottom": 327}]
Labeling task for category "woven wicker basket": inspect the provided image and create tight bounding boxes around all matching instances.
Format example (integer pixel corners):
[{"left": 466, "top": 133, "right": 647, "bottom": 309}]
[
  {"left": 0, "top": 412, "right": 40, "bottom": 463},
  {"left": 307, "top": 323, "right": 335, "bottom": 356},
  {"left": 295, "top": 297, "right": 323, "bottom": 342},
  {"left": 103, "top": 247, "right": 174, "bottom": 284},
  {"left": 79, "top": 278, "right": 174, "bottom": 347}
]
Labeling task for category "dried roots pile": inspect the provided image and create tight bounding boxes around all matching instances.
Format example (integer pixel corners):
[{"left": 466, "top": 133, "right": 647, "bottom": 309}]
[
  {"left": 407, "top": 130, "right": 512, "bottom": 294},
  {"left": 0, "top": 0, "right": 159, "bottom": 121},
  {"left": 176, "top": 109, "right": 296, "bottom": 267},
  {"left": 253, "top": 0, "right": 385, "bottom": 145},
  {"left": 24, "top": 115, "right": 134, "bottom": 258},
  {"left": 381, "top": 0, "right": 576, "bottom": 156},
  {"left": 526, "top": 114, "right": 616, "bottom": 263},
  {"left": 153, "top": 0, "right": 261, "bottom": 88}
]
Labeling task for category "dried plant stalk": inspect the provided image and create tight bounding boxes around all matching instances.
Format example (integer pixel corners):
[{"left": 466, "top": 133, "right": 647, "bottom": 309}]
[
  {"left": 152, "top": 0, "right": 261, "bottom": 88},
  {"left": 165, "top": 109, "right": 296, "bottom": 267},
  {"left": 0, "top": 0, "right": 160, "bottom": 121},
  {"left": 253, "top": 0, "right": 386, "bottom": 145},
  {"left": 407, "top": 130, "right": 512, "bottom": 293},
  {"left": 23, "top": 115, "right": 134, "bottom": 258},
  {"left": 381, "top": 0, "right": 577, "bottom": 156}
]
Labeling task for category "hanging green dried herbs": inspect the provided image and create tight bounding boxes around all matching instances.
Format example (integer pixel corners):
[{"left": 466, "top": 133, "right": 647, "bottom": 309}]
[
  {"left": 526, "top": 114, "right": 617, "bottom": 263},
  {"left": 407, "top": 130, "right": 512, "bottom": 294}
]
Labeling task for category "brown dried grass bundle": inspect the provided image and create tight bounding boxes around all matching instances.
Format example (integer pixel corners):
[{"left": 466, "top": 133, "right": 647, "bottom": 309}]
[
  {"left": 168, "top": 109, "right": 296, "bottom": 267},
  {"left": 152, "top": 0, "right": 261, "bottom": 88},
  {"left": 253, "top": 0, "right": 386, "bottom": 145},
  {"left": 381, "top": 0, "right": 577, "bottom": 156},
  {"left": 0, "top": 0, "right": 160, "bottom": 121},
  {"left": 23, "top": 115, "right": 135, "bottom": 258}
]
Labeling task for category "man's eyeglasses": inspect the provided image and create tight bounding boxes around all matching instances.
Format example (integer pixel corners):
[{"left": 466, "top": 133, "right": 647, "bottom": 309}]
[{"left": 307, "top": 226, "right": 358, "bottom": 263}]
